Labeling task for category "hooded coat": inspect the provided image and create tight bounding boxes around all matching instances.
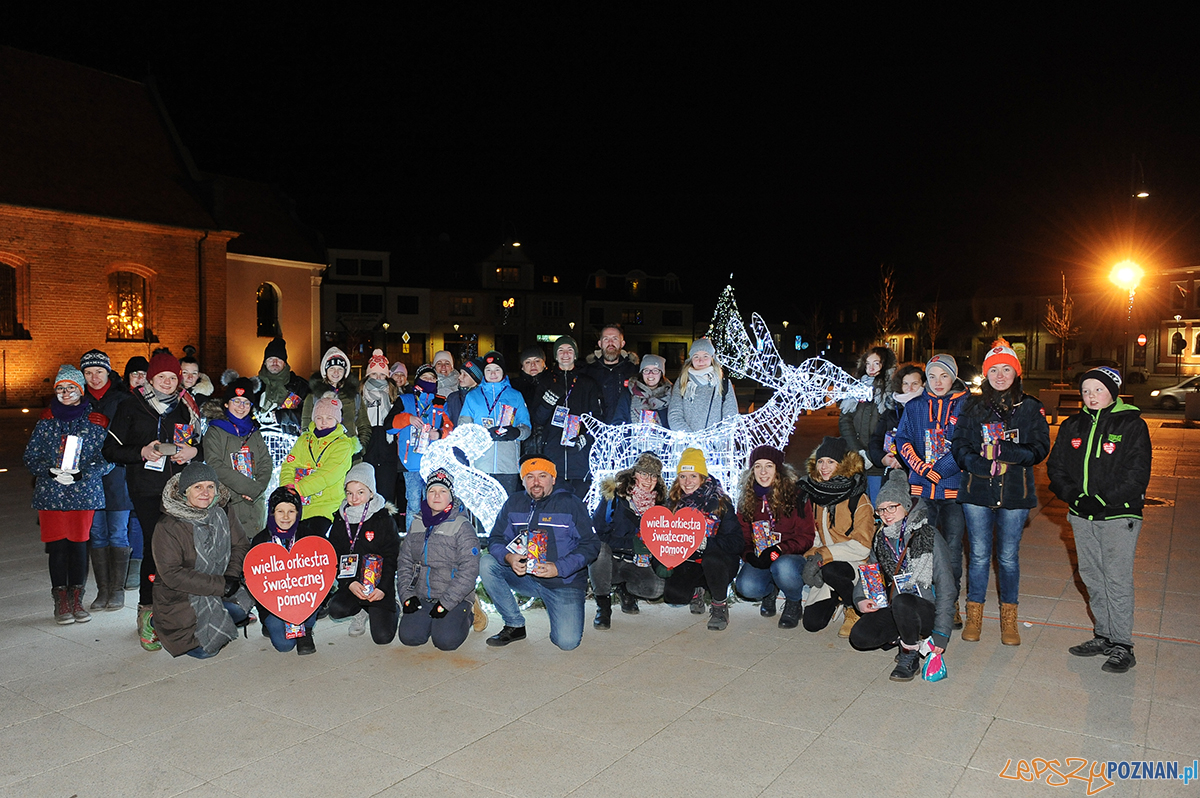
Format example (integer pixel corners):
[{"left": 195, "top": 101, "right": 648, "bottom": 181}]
[
  {"left": 895, "top": 381, "right": 970, "bottom": 500},
  {"left": 458, "top": 376, "right": 532, "bottom": 476},
  {"left": 201, "top": 403, "right": 273, "bottom": 533},
  {"left": 278, "top": 423, "right": 355, "bottom": 521},
  {"left": 301, "top": 373, "right": 371, "bottom": 455},
  {"left": 1047, "top": 397, "right": 1151, "bottom": 520},
  {"left": 952, "top": 392, "right": 1050, "bottom": 510},
  {"left": 396, "top": 507, "right": 480, "bottom": 609}
]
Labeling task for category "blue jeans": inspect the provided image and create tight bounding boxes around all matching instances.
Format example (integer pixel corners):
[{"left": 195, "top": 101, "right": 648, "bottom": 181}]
[
  {"left": 479, "top": 552, "right": 585, "bottom": 650},
  {"left": 866, "top": 475, "right": 882, "bottom": 505},
  {"left": 735, "top": 554, "right": 805, "bottom": 601},
  {"left": 262, "top": 611, "right": 317, "bottom": 652},
  {"left": 127, "top": 513, "right": 144, "bottom": 558},
  {"left": 925, "top": 498, "right": 965, "bottom": 596},
  {"left": 185, "top": 601, "right": 248, "bottom": 658},
  {"left": 88, "top": 510, "right": 130, "bottom": 548},
  {"left": 961, "top": 504, "right": 1028, "bottom": 604},
  {"left": 404, "top": 473, "right": 425, "bottom": 533}
]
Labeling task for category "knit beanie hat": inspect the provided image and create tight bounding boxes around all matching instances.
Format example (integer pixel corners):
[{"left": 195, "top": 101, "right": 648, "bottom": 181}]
[
  {"left": 749, "top": 444, "right": 786, "bottom": 470},
  {"left": 875, "top": 469, "right": 914, "bottom": 512},
  {"left": 79, "top": 349, "right": 110, "bottom": 372},
  {"left": 689, "top": 338, "right": 716, "bottom": 359},
  {"left": 433, "top": 350, "right": 454, "bottom": 368},
  {"left": 389, "top": 361, "right": 408, "bottom": 382},
  {"left": 55, "top": 364, "right": 85, "bottom": 393},
  {"left": 221, "top": 370, "right": 257, "bottom": 404},
  {"left": 178, "top": 461, "right": 219, "bottom": 492},
  {"left": 263, "top": 337, "right": 288, "bottom": 363},
  {"left": 482, "top": 350, "right": 506, "bottom": 374},
  {"left": 982, "top": 338, "right": 1022, "bottom": 377},
  {"left": 813, "top": 436, "right": 849, "bottom": 463},
  {"left": 147, "top": 351, "right": 181, "bottom": 381},
  {"left": 344, "top": 462, "right": 377, "bottom": 495},
  {"left": 925, "top": 353, "right": 958, "bottom": 381},
  {"left": 414, "top": 364, "right": 437, "bottom": 394},
  {"left": 320, "top": 347, "right": 350, "bottom": 379},
  {"left": 425, "top": 467, "right": 454, "bottom": 499},
  {"left": 554, "top": 335, "right": 580, "bottom": 361},
  {"left": 460, "top": 356, "right": 485, "bottom": 385},
  {"left": 520, "top": 345, "right": 545, "bottom": 364},
  {"left": 124, "top": 356, "right": 149, "bottom": 379},
  {"left": 313, "top": 393, "right": 343, "bottom": 423},
  {"left": 520, "top": 455, "right": 558, "bottom": 480},
  {"left": 366, "top": 349, "right": 389, "bottom": 380},
  {"left": 640, "top": 354, "right": 667, "bottom": 374},
  {"left": 632, "top": 451, "right": 664, "bottom": 480},
  {"left": 676, "top": 447, "right": 709, "bottom": 477},
  {"left": 1080, "top": 366, "right": 1121, "bottom": 400},
  {"left": 267, "top": 486, "right": 303, "bottom": 525}
]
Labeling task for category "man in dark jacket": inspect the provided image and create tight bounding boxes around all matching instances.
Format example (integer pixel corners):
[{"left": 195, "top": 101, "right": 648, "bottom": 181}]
[
  {"left": 531, "top": 336, "right": 603, "bottom": 497},
  {"left": 583, "top": 324, "right": 639, "bottom": 423},
  {"left": 512, "top": 345, "right": 547, "bottom": 458},
  {"left": 253, "top": 336, "right": 310, "bottom": 437},
  {"left": 1047, "top": 367, "right": 1151, "bottom": 674},
  {"left": 480, "top": 456, "right": 601, "bottom": 650}
]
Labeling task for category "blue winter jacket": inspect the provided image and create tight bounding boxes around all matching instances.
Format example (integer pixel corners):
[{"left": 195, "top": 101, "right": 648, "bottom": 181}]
[
  {"left": 458, "top": 377, "right": 532, "bottom": 476},
  {"left": 488, "top": 487, "right": 601, "bottom": 588},
  {"left": 895, "top": 384, "right": 969, "bottom": 501},
  {"left": 385, "top": 391, "right": 453, "bottom": 474}
]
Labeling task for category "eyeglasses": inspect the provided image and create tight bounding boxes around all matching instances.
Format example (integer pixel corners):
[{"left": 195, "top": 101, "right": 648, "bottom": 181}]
[
  {"left": 228, "top": 398, "right": 251, "bottom": 407},
  {"left": 877, "top": 503, "right": 904, "bottom": 515},
  {"left": 54, "top": 385, "right": 80, "bottom": 395}
]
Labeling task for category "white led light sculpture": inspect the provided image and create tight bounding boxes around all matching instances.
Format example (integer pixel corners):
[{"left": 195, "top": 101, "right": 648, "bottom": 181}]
[{"left": 419, "top": 423, "right": 508, "bottom": 533}]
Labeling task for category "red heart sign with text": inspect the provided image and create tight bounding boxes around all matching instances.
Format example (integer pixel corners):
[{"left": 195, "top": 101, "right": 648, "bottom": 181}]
[
  {"left": 243, "top": 537, "right": 337, "bottom": 624},
  {"left": 640, "top": 507, "right": 708, "bottom": 569}
]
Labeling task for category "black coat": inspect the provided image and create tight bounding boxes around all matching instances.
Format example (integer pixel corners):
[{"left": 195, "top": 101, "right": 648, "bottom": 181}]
[
  {"left": 952, "top": 393, "right": 1050, "bottom": 510},
  {"left": 584, "top": 355, "right": 639, "bottom": 423},
  {"left": 85, "top": 377, "right": 134, "bottom": 511},
  {"left": 1047, "top": 400, "right": 1151, "bottom": 520},
  {"left": 530, "top": 368, "right": 603, "bottom": 481},
  {"left": 102, "top": 389, "right": 204, "bottom": 500}
]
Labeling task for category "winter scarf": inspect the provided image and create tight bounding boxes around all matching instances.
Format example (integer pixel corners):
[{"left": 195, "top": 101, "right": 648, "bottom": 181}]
[
  {"left": 210, "top": 412, "right": 255, "bottom": 437},
  {"left": 268, "top": 517, "right": 297, "bottom": 549},
  {"left": 674, "top": 476, "right": 727, "bottom": 553},
  {"left": 873, "top": 501, "right": 935, "bottom": 590},
  {"left": 629, "top": 483, "right": 658, "bottom": 516},
  {"left": 50, "top": 397, "right": 90, "bottom": 423},
  {"left": 683, "top": 366, "right": 715, "bottom": 400},
  {"left": 420, "top": 498, "right": 453, "bottom": 530},
  {"left": 841, "top": 375, "right": 893, "bottom": 415},
  {"left": 802, "top": 471, "right": 865, "bottom": 508},
  {"left": 362, "top": 378, "right": 392, "bottom": 428},
  {"left": 629, "top": 378, "right": 670, "bottom": 411},
  {"left": 257, "top": 362, "right": 295, "bottom": 406}
]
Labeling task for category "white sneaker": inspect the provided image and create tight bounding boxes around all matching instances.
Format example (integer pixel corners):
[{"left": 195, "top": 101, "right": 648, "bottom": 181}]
[{"left": 348, "top": 609, "right": 368, "bottom": 637}]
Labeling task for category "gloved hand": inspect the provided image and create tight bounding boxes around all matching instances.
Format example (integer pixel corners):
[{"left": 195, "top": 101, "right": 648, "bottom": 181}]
[
  {"left": 762, "top": 545, "right": 782, "bottom": 564},
  {"left": 542, "top": 390, "right": 561, "bottom": 407},
  {"left": 575, "top": 433, "right": 588, "bottom": 450},
  {"left": 429, "top": 602, "right": 448, "bottom": 619},
  {"left": 802, "top": 554, "right": 824, "bottom": 588},
  {"left": 402, "top": 596, "right": 421, "bottom": 614},
  {"left": 50, "top": 468, "right": 73, "bottom": 486},
  {"left": 223, "top": 576, "right": 241, "bottom": 598},
  {"left": 746, "top": 551, "right": 770, "bottom": 569},
  {"left": 1074, "top": 494, "right": 1104, "bottom": 517},
  {"left": 859, "top": 450, "right": 874, "bottom": 471},
  {"left": 490, "top": 426, "right": 522, "bottom": 441}
]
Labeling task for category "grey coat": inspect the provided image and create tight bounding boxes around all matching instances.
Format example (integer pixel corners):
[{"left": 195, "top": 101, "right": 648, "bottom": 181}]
[
  {"left": 668, "top": 377, "right": 738, "bottom": 432},
  {"left": 396, "top": 509, "right": 480, "bottom": 609}
]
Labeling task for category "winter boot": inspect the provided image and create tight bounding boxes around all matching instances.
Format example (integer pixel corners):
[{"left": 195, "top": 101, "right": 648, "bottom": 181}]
[
  {"left": 778, "top": 598, "right": 803, "bottom": 629},
  {"left": 593, "top": 595, "right": 612, "bottom": 630},
  {"left": 708, "top": 601, "right": 729, "bottom": 631},
  {"left": 760, "top": 587, "right": 778, "bottom": 618},
  {"left": 138, "top": 604, "right": 161, "bottom": 651},
  {"left": 295, "top": 628, "right": 316, "bottom": 656},
  {"left": 953, "top": 602, "right": 963, "bottom": 630},
  {"left": 69, "top": 586, "right": 90, "bottom": 623},
  {"left": 962, "top": 601, "right": 984, "bottom": 642},
  {"left": 617, "top": 583, "right": 639, "bottom": 615},
  {"left": 838, "top": 606, "right": 860, "bottom": 638},
  {"left": 999, "top": 602, "right": 1021, "bottom": 646},
  {"left": 106, "top": 547, "right": 131, "bottom": 610},
  {"left": 52, "top": 587, "right": 74, "bottom": 625},
  {"left": 689, "top": 587, "right": 707, "bottom": 615},
  {"left": 472, "top": 594, "right": 489, "bottom": 633},
  {"left": 88, "top": 547, "right": 110, "bottom": 611},
  {"left": 124, "top": 558, "right": 142, "bottom": 591}
]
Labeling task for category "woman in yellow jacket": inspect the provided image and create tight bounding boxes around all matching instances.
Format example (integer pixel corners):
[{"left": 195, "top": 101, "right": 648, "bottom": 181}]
[{"left": 279, "top": 394, "right": 354, "bottom": 531}]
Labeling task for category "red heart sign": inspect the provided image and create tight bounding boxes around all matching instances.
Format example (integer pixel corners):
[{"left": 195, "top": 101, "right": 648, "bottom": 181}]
[
  {"left": 640, "top": 507, "right": 708, "bottom": 569},
  {"left": 244, "top": 536, "right": 337, "bottom": 624}
]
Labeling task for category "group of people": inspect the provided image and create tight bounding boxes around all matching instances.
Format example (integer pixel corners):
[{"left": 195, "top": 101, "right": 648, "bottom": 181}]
[{"left": 25, "top": 330, "right": 1150, "bottom": 677}]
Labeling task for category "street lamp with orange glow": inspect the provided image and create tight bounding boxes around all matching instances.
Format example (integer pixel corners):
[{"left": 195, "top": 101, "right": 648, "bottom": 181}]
[{"left": 1110, "top": 260, "right": 1144, "bottom": 376}]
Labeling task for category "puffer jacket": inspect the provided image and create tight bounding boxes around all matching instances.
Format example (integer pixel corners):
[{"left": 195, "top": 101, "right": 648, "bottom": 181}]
[
  {"left": 668, "top": 376, "right": 738, "bottom": 432},
  {"left": 202, "top": 414, "right": 273, "bottom": 534},
  {"left": 102, "top": 387, "right": 204, "bottom": 499},
  {"left": 385, "top": 390, "right": 454, "bottom": 475},
  {"left": 458, "top": 377, "right": 532, "bottom": 476},
  {"left": 301, "top": 373, "right": 371, "bottom": 455},
  {"left": 896, "top": 382, "right": 969, "bottom": 500},
  {"left": 952, "top": 392, "right": 1051, "bottom": 510},
  {"left": 278, "top": 424, "right": 355, "bottom": 521},
  {"left": 488, "top": 487, "right": 601, "bottom": 588},
  {"left": 592, "top": 472, "right": 667, "bottom": 553},
  {"left": 151, "top": 476, "right": 251, "bottom": 657},
  {"left": 329, "top": 496, "right": 401, "bottom": 602},
  {"left": 24, "top": 401, "right": 110, "bottom": 511},
  {"left": 839, "top": 380, "right": 892, "bottom": 477},
  {"left": 1047, "top": 398, "right": 1151, "bottom": 520},
  {"left": 584, "top": 351, "right": 640, "bottom": 423},
  {"left": 852, "top": 499, "right": 956, "bottom": 650},
  {"left": 396, "top": 508, "right": 480, "bottom": 608}
]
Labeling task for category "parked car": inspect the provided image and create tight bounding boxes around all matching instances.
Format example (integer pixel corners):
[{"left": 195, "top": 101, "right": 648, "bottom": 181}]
[{"left": 1151, "top": 376, "right": 1200, "bottom": 410}]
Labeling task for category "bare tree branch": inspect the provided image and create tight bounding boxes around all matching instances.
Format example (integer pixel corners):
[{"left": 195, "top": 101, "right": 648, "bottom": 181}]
[
  {"left": 925, "top": 298, "right": 943, "bottom": 353},
  {"left": 875, "top": 263, "right": 899, "bottom": 341},
  {"left": 1043, "top": 272, "right": 1080, "bottom": 385}
]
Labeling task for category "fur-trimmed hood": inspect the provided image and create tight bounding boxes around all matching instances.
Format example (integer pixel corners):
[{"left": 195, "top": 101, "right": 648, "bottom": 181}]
[
  {"left": 805, "top": 449, "right": 865, "bottom": 482},
  {"left": 160, "top": 473, "right": 232, "bottom": 522},
  {"left": 598, "top": 470, "right": 666, "bottom": 502}
]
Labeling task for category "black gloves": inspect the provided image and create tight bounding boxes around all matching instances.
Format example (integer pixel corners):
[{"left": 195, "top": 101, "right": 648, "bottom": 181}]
[
  {"left": 223, "top": 576, "right": 241, "bottom": 598},
  {"left": 430, "top": 602, "right": 448, "bottom": 619},
  {"left": 802, "top": 554, "right": 825, "bottom": 588},
  {"left": 402, "top": 597, "right": 421, "bottom": 614},
  {"left": 1074, "top": 494, "right": 1104, "bottom": 517},
  {"left": 490, "top": 426, "right": 522, "bottom": 441},
  {"left": 762, "top": 546, "right": 782, "bottom": 564}
]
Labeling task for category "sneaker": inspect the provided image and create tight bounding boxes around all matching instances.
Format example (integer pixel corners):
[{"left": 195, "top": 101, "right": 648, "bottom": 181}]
[
  {"left": 295, "top": 631, "right": 316, "bottom": 656},
  {"left": 1068, "top": 637, "right": 1113, "bottom": 657},
  {"left": 708, "top": 602, "right": 729, "bottom": 631},
  {"left": 1101, "top": 645, "right": 1136, "bottom": 673},
  {"left": 348, "top": 609, "right": 368, "bottom": 637},
  {"left": 890, "top": 648, "right": 921, "bottom": 681},
  {"left": 760, "top": 588, "right": 778, "bottom": 618},
  {"left": 486, "top": 625, "right": 527, "bottom": 647},
  {"left": 778, "top": 598, "right": 802, "bottom": 629},
  {"left": 137, "top": 605, "right": 162, "bottom": 652},
  {"left": 689, "top": 587, "right": 707, "bottom": 615}
]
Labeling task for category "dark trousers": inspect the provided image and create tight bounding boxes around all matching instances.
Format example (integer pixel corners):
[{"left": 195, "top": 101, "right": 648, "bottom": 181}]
[
  {"left": 849, "top": 593, "right": 935, "bottom": 650},
  {"left": 328, "top": 587, "right": 398, "bottom": 644},
  {"left": 662, "top": 551, "right": 740, "bottom": 604},
  {"left": 46, "top": 539, "right": 88, "bottom": 587},
  {"left": 802, "top": 561, "right": 857, "bottom": 632},
  {"left": 397, "top": 598, "right": 473, "bottom": 651},
  {"left": 132, "top": 493, "right": 164, "bottom": 606}
]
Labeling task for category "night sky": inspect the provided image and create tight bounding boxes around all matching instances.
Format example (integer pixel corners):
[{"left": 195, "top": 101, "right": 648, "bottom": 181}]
[{"left": 5, "top": 8, "right": 1200, "bottom": 322}]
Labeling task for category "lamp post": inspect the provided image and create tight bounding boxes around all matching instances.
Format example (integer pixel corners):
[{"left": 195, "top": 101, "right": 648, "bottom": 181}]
[
  {"left": 1109, "top": 260, "right": 1144, "bottom": 376},
  {"left": 916, "top": 311, "right": 925, "bottom": 362},
  {"left": 1175, "top": 314, "right": 1183, "bottom": 380}
]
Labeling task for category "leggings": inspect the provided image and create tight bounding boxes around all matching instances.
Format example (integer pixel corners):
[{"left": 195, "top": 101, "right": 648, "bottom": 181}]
[
  {"left": 328, "top": 588, "right": 399, "bottom": 645},
  {"left": 849, "top": 593, "right": 935, "bottom": 650},
  {"left": 662, "top": 551, "right": 740, "bottom": 605},
  {"left": 802, "top": 561, "right": 857, "bottom": 632},
  {"left": 46, "top": 540, "right": 88, "bottom": 587}
]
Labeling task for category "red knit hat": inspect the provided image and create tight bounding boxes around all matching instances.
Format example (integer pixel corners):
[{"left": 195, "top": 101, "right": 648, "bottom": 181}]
[
  {"left": 366, "top": 348, "right": 389, "bottom": 379},
  {"left": 982, "top": 338, "right": 1021, "bottom": 377},
  {"left": 147, "top": 352, "right": 181, "bottom": 381}
]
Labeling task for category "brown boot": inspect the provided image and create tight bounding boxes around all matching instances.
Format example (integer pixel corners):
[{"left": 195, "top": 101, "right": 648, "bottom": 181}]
[
  {"left": 962, "top": 600, "right": 984, "bottom": 642},
  {"left": 838, "top": 606, "right": 860, "bottom": 638},
  {"left": 953, "top": 602, "right": 963, "bottom": 630},
  {"left": 1000, "top": 602, "right": 1021, "bottom": 646},
  {"left": 472, "top": 594, "right": 488, "bottom": 633}
]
